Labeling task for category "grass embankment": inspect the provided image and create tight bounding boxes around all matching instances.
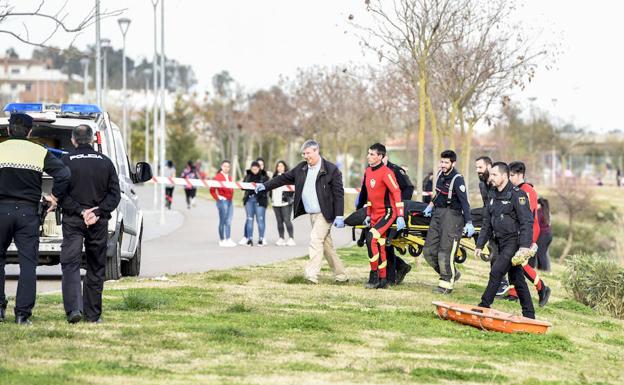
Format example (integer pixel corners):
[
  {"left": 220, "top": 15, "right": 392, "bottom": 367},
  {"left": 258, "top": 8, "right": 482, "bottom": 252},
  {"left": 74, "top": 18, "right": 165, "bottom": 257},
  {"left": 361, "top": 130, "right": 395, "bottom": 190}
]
[{"left": 2, "top": 247, "right": 623, "bottom": 385}]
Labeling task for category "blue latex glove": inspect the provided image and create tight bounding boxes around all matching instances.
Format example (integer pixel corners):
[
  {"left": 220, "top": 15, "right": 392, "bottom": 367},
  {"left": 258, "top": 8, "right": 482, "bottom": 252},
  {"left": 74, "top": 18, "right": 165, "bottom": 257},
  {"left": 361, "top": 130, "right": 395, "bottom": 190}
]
[
  {"left": 463, "top": 222, "right": 475, "bottom": 238},
  {"left": 423, "top": 205, "right": 433, "bottom": 217},
  {"left": 363, "top": 216, "right": 371, "bottom": 227},
  {"left": 254, "top": 183, "right": 266, "bottom": 193},
  {"left": 333, "top": 216, "right": 345, "bottom": 228},
  {"left": 396, "top": 216, "right": 406, "bottom": 232}
]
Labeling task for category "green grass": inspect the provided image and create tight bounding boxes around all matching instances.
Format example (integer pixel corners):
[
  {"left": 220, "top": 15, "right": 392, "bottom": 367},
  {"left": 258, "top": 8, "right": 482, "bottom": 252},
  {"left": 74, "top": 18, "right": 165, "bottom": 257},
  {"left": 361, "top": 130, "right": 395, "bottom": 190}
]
[{"left": 1, "top": 246, "right": 624, "bottom": 385}]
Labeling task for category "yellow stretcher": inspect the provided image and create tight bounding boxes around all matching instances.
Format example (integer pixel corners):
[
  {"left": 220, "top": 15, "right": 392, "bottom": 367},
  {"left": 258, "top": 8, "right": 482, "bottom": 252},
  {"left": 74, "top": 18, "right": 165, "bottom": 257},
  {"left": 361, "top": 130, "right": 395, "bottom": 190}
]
[{"left": 352, "top": 222, "right": 489, "bottom": 264}]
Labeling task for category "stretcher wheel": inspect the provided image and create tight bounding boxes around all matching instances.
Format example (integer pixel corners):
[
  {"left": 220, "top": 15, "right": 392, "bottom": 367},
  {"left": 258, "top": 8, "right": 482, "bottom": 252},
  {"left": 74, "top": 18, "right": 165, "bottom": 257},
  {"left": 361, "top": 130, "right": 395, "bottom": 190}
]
[
  {"left": 408, "top": 245, "right": 422, "bottom": 257},
  {"left": 396, "top": 247, "right": 407, "bottom": 255},
  {"left": 454, "top": 247, "right": 467, "bottom": 264}
]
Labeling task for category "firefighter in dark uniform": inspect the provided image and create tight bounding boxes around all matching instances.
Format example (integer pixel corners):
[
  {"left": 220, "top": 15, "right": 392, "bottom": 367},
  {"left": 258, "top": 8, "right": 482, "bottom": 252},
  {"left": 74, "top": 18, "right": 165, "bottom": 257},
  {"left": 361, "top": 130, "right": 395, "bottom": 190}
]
[
  {"left": 356, "top": 153, "right": 414, "bottom": 284},
  {"left": 0, "top": 113, "right": 70, "bottom": 324},
  {"left": 423, "top": 150, "right": 474, "bottom": 294},
  {"left": 475, "top": 162, "right": 535, "bottom": 319},
  {"left": 60, "top": 124, "right": 120, "bottom": 323}
]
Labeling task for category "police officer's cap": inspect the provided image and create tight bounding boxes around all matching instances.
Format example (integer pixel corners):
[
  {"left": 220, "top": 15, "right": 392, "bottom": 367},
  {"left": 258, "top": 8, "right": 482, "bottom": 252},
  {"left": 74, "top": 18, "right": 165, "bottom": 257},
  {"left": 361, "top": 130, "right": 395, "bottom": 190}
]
[{"left": 9, "top": 113, "right": 33, "bottom": 129}]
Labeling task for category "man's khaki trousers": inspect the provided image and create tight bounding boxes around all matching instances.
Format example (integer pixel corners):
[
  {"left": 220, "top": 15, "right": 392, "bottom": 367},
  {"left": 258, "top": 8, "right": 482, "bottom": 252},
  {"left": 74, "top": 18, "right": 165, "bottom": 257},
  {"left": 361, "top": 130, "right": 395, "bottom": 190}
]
[{"left": 305, "top": 213, "right": 348, "bottom": 283}]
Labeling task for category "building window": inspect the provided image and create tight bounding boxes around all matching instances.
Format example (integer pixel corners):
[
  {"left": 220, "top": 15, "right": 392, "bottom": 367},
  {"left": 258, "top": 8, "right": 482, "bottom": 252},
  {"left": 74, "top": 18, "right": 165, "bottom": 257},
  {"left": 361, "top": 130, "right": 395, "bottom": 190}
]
[
  {"left": 10, "top": 84, "right": 17, "bottom": 90},
  {"left": 25, "top": 83, "right": 32, "bottom": 91},
  {"left": 10, "top": 68, "right": 20, "bottom": 74}
]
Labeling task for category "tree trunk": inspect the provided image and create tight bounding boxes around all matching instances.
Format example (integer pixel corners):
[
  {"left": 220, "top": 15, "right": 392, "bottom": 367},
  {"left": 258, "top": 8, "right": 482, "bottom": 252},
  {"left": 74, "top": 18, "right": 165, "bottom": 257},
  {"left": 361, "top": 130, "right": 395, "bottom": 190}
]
[
  {"left": 449, "top": 102, "right": 458, "bottom": 150},
  {"left": 559, "top": 212, "right": 574, "bottom": 262},
  {"left": 463, "top": 119, "right": 476, "bottom": 185},
  {"left": 416, "top": 67, "right": 427, "bottom": 196},
  {"left": 426, "top": 94, "right": 439, "bottom": 188},
  {"left": 458, "top": 107, "right": 465, "bottom": 154}
]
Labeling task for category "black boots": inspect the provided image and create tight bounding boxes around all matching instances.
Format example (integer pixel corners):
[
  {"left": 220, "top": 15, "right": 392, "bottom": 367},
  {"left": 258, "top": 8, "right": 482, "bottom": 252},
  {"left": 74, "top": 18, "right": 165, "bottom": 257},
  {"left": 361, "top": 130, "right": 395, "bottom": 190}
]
[{"left": 365, "top": 270, "right": 388, "bottom": 289}]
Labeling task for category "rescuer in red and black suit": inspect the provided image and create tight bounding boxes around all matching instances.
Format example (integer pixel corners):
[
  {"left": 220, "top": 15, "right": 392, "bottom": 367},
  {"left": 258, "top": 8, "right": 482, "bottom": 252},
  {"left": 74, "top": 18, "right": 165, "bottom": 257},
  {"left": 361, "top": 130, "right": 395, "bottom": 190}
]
[{"left": 362, "top": 143, "right": 405, "bottom": 289}]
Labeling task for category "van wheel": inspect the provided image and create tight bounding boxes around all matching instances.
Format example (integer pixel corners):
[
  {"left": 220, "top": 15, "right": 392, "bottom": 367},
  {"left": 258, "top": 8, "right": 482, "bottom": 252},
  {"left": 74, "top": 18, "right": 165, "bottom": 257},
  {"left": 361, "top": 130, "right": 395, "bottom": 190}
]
[
  {"left": 105, "top": 236, "right": 122, "bottom": 281},
  {"left": 121, "top": 233, "right": 141, "bottom": 277}
]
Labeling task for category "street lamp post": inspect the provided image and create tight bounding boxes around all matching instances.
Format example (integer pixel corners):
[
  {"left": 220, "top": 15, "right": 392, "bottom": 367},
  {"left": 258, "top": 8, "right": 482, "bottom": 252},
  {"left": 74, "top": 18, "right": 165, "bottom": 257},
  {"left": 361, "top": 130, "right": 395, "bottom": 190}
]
[
  {"left": 118, "top": 17, "right": 131, "bottom": 153},
  {"left": 143, "top": 68, "right": 152, "bottom": 163},
  {"left": 95, "top": 0, "right": 102, "bottom": 106},
  {"left": 159, "top": 0, "right": 166, "bottom": 224},
  {"left": 80, "top": 56, "right": 90, "bottom": 102},
  {"left": 151, "top": 0, "right": 160, "bottom": 210},
  {"left": 101, "top": 38, "right": 111, "bottom": 110}
]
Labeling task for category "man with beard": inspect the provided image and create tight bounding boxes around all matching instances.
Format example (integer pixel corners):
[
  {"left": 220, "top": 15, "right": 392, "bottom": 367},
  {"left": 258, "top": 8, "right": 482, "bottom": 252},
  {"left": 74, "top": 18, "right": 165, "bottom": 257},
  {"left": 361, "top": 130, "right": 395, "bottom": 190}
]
[
  {"left": 475, "top": 156, "right": 509, "bottom": 298},
  {"left": 475, "top": 162, "right": 535, "bottom": 319},
  {"left": 423, "top": 150, "right": 474, "bottom": 294}
]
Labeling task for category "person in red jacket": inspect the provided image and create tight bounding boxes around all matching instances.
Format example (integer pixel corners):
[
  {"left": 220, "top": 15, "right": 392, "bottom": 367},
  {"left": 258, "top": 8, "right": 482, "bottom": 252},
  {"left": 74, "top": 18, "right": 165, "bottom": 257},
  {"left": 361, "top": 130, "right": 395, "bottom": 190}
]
[
  {"left": 210, "top": 160, "right": 236, "bottom": 247},
  {"left": 363, "top": 143, "right": 406, "bottom": 289},
  {"left": 508, "top": 161, "right": 551, "bottom": 307}
]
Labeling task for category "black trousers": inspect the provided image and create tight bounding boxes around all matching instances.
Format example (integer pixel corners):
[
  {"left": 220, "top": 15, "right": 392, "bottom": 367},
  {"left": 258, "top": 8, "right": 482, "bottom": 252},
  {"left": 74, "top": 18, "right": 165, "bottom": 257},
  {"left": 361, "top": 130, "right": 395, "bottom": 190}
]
[
  {"left": 423, "top": 207, "right": 464, "bottom": 289},
  {"left": 184, "top": 188, "right": 197, "bottom": 206},
  {"left": 0, "top": 202, "right": 39, "bottom": 318},
  {"left": 385, "top": 245, "right": 408, "bottom": 283},
  {"left": 530, "top": 232, "right": 552, "bottom": 272},
  {"left": 479, "top": 237, "right": 535, "bottom": 319},
  {"left": 273, "top": 205, "right": 294, "bottom": 238},
  {"left": 60, "top": 215, "right": 108, "bottom": 321}
]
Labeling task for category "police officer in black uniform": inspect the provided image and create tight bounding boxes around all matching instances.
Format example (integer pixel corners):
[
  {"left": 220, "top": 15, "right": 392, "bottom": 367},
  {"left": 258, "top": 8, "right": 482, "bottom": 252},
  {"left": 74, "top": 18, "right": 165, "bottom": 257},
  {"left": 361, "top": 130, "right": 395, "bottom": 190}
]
[
  {"left": 423, "top": 150, "right": 474, "bottom": 294},
  {"left": 0, "top": 113, "right": 70, "bottom": 324},
  {"left": 60, "top": 124, "right": 120, "bottom": 323},
  {"left": 356, "top": 153, "right": 414, "bottom": 284},
  {"left": 475, "top": 162, "right": 535, "bottom": 319},
  {"left": 475, "top": 155, "right": 509, "bottom": 297}
]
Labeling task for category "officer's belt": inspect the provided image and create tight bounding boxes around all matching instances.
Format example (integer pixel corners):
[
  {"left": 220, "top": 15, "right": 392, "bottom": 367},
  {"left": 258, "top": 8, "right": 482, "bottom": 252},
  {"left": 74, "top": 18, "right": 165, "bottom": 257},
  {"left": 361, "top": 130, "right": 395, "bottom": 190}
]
[{"left": 0, "top": 199, "right": 38, "bottom": 207}]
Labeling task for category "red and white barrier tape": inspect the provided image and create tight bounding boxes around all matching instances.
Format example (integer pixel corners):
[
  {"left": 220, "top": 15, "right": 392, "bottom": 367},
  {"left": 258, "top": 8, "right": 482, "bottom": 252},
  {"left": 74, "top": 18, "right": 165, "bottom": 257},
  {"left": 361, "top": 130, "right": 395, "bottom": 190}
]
[{"left": 150, "top": 176, "right": 363, "bottom": 194}]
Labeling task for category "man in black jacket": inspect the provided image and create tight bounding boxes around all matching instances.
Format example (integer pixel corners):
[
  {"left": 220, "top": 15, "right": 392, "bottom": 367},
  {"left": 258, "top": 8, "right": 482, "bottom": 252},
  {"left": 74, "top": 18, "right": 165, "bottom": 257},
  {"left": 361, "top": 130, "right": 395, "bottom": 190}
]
[
  {"left": 475, "top": 155, "right": 509, "bottom": 297},
  {"left": 475, "top": 162, "right": 535, "bottom": 319},
  {"left": 256, "top": 140, "right": 347, "bottom": 284},
  {"left": 60, "top": 124, "right": 120, "bottom": 323},
  {"left": 0, "top": 113, "right": 71, "bottom": 324}
]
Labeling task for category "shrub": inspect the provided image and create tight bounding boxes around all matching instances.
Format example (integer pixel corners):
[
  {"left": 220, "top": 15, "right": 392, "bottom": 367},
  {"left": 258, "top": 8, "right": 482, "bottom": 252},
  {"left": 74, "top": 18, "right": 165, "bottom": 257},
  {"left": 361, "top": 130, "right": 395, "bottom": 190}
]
[{"left": 564, "top": 254, "right": 624, "bottom": 319}]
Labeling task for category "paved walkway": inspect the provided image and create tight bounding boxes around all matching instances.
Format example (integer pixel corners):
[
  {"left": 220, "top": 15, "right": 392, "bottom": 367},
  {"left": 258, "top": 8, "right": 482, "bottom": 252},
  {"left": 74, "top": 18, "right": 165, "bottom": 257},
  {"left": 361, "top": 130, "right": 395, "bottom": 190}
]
[{"left": 4, "top": 185, "right": 354, "bottom": 296}]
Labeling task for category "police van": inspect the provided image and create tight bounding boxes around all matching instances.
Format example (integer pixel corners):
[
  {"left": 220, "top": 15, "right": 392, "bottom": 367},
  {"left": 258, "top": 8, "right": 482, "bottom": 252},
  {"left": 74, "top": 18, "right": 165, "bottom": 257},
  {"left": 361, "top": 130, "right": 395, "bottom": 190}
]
[{"left": 0, "top": 103, "right": 152, "bottom": 280}]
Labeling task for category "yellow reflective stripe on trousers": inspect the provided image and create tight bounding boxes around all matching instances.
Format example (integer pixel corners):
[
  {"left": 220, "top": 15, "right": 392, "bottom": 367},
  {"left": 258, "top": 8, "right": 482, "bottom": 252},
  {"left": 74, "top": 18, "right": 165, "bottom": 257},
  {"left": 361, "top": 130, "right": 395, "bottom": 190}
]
[
  {"left": 449, "top": 238, "right": 458, "bottom": 285},
  {"left": 438, "top": 279, "right": 453, "bottom": 289},
  {"left": 379, "top": 261, "right": 387, "bottom": 269},
  {"left": 370, "top": 228, "right": 381, "bottom": 239},
  {"left": 370, "top": 253, "right": 379, "bottom": 263}
]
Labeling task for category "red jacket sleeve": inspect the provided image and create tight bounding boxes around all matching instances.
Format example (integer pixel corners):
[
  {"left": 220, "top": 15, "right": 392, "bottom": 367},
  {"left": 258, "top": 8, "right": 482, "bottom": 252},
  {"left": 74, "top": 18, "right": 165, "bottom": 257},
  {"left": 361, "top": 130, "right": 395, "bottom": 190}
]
[
  {"left": 384, "top": 171, "right": 404, "bottom": 216},
  {"left": 521, "top": 184, "right": 540, "bottom": 244},
  {"left": 209, "top": 173, "right": 221, "bottom": 201}
]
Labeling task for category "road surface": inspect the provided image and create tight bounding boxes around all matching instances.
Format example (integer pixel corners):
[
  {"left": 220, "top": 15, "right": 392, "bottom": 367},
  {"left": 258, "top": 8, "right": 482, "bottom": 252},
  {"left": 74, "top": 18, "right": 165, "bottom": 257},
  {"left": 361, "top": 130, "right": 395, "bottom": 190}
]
[{"left": 4, "top": 185, "right": 354, "bottom": 297}]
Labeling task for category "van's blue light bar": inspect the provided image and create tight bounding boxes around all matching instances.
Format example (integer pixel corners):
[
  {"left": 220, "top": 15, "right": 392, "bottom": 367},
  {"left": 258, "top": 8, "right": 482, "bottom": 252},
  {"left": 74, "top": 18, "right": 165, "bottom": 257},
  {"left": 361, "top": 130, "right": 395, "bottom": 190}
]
[
  {"left": 3, "top": 103, "right": 102, "bottom": 115},
  {"left": 3, "top": 103, "right": 43, "bottom": 113},
  {"left": 60, "top": 104, "right": 102, "bottom": 114}
]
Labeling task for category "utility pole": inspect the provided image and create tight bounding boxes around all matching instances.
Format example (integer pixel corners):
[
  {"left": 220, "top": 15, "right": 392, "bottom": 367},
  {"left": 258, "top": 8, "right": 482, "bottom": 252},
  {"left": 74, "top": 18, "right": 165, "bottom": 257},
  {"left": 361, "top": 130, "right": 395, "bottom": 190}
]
[{"left": 95, "top": 0, "right": 102, "bottom": 106}]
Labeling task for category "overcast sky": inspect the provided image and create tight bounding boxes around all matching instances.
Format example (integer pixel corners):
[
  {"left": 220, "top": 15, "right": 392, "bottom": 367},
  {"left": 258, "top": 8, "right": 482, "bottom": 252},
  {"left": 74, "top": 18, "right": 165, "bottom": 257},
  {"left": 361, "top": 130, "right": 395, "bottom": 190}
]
[{"left": 1, "top": 0, "right": 622, "bottom": 132}]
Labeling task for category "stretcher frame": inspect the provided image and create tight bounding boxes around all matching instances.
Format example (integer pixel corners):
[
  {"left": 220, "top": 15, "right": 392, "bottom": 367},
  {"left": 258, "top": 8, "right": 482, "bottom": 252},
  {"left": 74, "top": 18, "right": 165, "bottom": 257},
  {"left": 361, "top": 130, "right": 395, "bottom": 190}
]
[{"left": 351, "top": 223, "right": 490, "bottom": 264}]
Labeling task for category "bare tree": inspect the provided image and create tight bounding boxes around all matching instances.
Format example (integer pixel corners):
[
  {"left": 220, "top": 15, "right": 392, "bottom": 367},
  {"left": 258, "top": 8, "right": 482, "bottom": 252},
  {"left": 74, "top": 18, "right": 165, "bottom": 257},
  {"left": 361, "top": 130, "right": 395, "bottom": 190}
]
[
  {"left": 0, "top": 1, "right": 124, "bottom": 49},
  {"left": 352, "top": 0, "right": 462, "bottom": 192}
]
